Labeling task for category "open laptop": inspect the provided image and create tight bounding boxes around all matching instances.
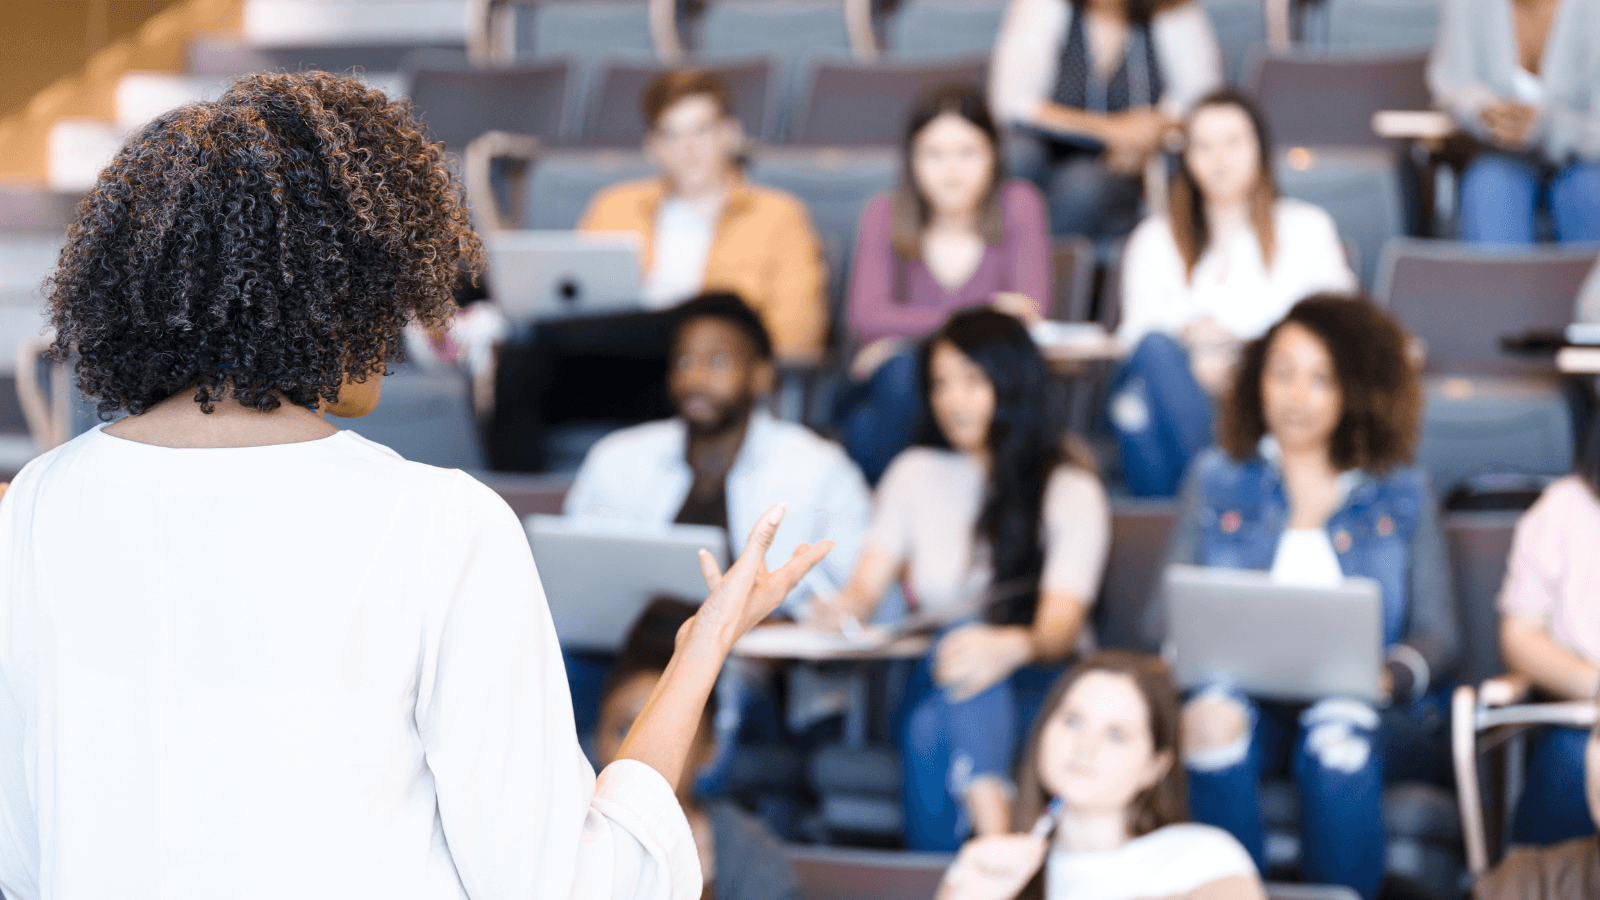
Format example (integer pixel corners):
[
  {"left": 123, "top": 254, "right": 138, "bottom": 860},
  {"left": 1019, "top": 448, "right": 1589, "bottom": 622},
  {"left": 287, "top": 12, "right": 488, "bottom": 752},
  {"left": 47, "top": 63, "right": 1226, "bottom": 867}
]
[
  {"left": 525, "top": 515, "right": 729, "bottom": 651},
  {"left": 1164, "top": 565, "right": 1384, "bottom": 703},
  {"left": 484, "top": 230, "right": 642, "bottom": 322}
]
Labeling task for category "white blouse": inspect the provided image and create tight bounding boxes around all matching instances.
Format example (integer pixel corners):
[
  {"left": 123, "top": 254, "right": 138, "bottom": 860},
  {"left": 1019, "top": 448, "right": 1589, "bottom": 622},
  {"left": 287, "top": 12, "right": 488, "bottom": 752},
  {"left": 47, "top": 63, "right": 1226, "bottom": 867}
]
[
  {"left": 1045, "top": 823, "right": 1258, "bottom": 900},
  {"left": 0, "top": 427, "right": 698, "bottom": 900},
  {"left": 1116, "top": 197, "right": 1358, "bottom": 348}
]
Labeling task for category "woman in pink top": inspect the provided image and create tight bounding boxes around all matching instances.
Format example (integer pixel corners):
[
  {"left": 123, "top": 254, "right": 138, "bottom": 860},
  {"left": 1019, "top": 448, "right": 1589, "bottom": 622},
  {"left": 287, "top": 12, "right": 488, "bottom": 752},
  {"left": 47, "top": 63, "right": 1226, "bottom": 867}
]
[
  {"left": 1498, "top": 418, "right": 1600, "bottom": 846},
  {"left": 837, "top": 83, "right": 1053, "bottom": 482}
]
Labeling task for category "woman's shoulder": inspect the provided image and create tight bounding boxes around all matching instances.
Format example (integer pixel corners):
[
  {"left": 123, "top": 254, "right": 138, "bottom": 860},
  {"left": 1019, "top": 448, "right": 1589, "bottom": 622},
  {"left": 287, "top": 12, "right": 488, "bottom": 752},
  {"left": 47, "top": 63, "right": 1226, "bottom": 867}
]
[
  {"left": 1123, "top": 213, "right": 1181, "bottom": 260},
  {"left": 855, "top": 191, "right": 896, "bottom": 236},
  {"left": 1524, "top": 475, "right": 1600, "bottom": 525},
  {"left": 1272, "top": 197, "right": 1341, "bottom": 238},
  {"left": 1045, "top": 462, "right": 1109, "bottom": 509},
  {"left": 1000, "top": 179, "right": 1048, "bottom": 214},
  {"left": 1151, "top": 0, "right": 1213, "bottom": 30},
  {"left": 879, "top": 446, "right": 968, "bottom": 491}
]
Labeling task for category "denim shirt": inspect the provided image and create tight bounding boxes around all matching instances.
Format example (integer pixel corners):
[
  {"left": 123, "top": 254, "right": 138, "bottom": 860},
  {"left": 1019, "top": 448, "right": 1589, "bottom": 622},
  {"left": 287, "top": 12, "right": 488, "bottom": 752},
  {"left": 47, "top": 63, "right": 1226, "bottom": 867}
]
[{"left": 1145, "top": 448, "right": 1460, "bottom": 682}]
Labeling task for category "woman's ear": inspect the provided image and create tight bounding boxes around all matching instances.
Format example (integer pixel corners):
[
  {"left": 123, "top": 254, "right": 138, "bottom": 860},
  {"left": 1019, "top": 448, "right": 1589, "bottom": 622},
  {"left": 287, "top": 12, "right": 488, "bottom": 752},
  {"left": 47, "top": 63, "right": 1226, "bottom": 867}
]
[{"left": 1140, "top": 748, "right": 1174, "bottom": 792}]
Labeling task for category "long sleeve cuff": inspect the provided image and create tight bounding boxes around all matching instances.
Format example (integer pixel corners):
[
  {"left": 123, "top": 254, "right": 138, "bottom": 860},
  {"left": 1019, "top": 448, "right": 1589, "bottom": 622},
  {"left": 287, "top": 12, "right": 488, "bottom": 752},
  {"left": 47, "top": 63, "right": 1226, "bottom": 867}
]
[{"left": 591, "top": 760, "right": 702, "bottom": 900}]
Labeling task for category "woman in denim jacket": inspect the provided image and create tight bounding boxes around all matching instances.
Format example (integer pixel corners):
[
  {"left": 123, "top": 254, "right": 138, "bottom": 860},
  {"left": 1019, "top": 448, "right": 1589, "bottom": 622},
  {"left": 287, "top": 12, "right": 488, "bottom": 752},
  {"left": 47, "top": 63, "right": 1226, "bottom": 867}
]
[{"left": 1140, "top": 295, "right": 1460, "bottom": 900}]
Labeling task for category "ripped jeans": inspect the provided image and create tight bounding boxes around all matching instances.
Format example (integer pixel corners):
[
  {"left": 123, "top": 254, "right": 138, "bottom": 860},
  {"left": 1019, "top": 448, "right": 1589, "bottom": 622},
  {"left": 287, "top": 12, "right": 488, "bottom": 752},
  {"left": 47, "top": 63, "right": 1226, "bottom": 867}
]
[
  {"left": 895, "top": 647, "right": 1062, "bottom": 851},
  {"left": 1185, "top": 690, "right": 1443, "bottom": 900}
]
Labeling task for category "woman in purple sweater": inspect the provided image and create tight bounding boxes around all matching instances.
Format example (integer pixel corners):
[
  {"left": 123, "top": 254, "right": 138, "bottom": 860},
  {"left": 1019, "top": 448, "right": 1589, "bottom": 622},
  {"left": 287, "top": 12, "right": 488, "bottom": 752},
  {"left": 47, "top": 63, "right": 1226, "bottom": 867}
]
[{"left": 839, "top": 83, "right": 1054, "bottom": 482}]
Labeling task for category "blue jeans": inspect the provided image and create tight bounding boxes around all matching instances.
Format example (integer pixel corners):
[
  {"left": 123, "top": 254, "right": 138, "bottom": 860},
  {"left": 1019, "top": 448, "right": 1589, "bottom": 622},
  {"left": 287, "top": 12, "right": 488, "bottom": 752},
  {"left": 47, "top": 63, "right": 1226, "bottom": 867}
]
[
  {"left": 837, "top": 348, "right": 922, "bottom": 485},
  {"left": 896, "top": 642, "right": 1063, "bottom": 851},
  {"left": 1460, "top": 153, "right": 1600, "bottom": 244},
  {"left": 1006, "top": 131, "right": 1144, "bottom": 239},
  {"left": 1186, "top": 693, "right": 1442, "bottom": 900},
  {"left": 1512, "top": 726, "right": 1596, "bottom": 845},
  {"left": 1110, "top": 333, "right": 1215, "bottom": 497}
]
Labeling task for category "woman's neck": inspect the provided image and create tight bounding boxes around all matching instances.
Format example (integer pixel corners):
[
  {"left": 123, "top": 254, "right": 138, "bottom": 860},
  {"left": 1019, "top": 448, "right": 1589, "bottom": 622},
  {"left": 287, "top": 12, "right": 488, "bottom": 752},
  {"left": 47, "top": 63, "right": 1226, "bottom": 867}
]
[
  {"left": 1278, "top": 441, "right": 1337, "bottom": 480},
  {"left": 1204, "top": 197, "right": 1251, "bottom": 238},
  {"left": 1053, "top": 807, "right": 1130, "bottom": 854},
  {"left": 926, "top": 205, "right": 982, "bottom": 235},
  {"left": 102, "top": 389, "right": 337, "bottom": 449}
]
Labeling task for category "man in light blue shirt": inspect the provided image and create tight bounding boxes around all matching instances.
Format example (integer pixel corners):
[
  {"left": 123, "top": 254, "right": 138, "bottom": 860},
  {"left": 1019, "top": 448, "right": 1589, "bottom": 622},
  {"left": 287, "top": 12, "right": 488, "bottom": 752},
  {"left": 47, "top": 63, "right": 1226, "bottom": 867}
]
[{"left": 565, "top": 292, "right": 871, "bottom": 612}]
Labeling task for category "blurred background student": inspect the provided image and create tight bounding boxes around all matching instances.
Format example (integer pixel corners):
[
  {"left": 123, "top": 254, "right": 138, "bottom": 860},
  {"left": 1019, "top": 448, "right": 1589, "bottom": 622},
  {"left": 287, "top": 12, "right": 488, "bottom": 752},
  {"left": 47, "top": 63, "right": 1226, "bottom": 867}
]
[
  {"left": 818, "top": 308, "right": 1109, "bottom": 851},
  {"left": 1143, "top": 296, "right": 1459, "bottom": 900},
  {"left": 1495, "top": 415, "right": 1600, "bottom": 846},
  {"left": 938, "top": 652, "right": 1263, "bottom": 900},
  {"left": 1428, "top": 0, "right": 1600, "bottom": 244},
  {"left": 1109, "top": 91, "right": 1356, "bottom": 497},
  {"left": 840, "top": 84, "right": 1052, "bottom": 483},
  {"left": 487, "top": 68, "right": 827, "bottom": 471},
  {"left": 989, "top": 0, "right": 1222, "bottom": 238},
  {"left": 595, "top": 599, "right": 805, "bottom": 900}
]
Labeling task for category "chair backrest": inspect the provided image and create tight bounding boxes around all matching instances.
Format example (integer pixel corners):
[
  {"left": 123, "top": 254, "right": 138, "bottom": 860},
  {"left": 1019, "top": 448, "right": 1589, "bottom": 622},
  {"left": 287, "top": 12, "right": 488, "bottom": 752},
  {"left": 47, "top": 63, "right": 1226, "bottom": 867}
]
[
  {"left": 405, "top": 57, "right": 573, "bottom": 153},
  {"left": 887, "top": 0, "right": 1007, "bottom": 61},
  {"left": 695, "top": 0, "right": 855, "bottom": 133},
  {"left": 1247, "top": 49, "right": 1430, "bottom": 150},
  {"left": 523, "top": 150, "right": 657, "bottom": 229},
  {"left": 1201, "top": 0, "right": 1266, "bottom": 86},
  {"left": 327, "top": 364, "right": 486, "bottom": 470},
  {"left": 581, "top": 57, "right": 776, "bottom": 146},
  {"left": 788, "top": 57, "right": 988, "bottom": 146},
  {"left": 1050, "top": 235, "right": 1096, "bottom": 322},
  {"left": 1274, "top": 148, "right": 1404, "bottom": 290},
  {"left": 188, "top": 35, "right": 453, "bottom": 77},
  {"left": 1325, "top": 0, "right": 1440, "bottom": 51},
  {"left": 746, "top": 147, "right": 898, "bottom": 265},
  {"left": 1442, "top": 511, "right": 1518, "bottom": 687},
  {"left": 1094, "top": 499, "right": 1175, "bottom": 652},
  {"left": 515, "top": 0, "right": 657, "bottom": 58},
  {"left": 1376, "top": 239, "right": 1600, "bottom": 375},
  {"left": 783, "top": 845, "right": 952, "bottom": 900}
]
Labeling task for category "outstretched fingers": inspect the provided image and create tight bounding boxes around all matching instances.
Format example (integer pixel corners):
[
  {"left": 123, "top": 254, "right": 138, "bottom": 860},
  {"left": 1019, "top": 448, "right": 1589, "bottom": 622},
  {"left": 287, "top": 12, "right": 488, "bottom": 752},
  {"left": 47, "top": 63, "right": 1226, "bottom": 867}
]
[{"left": 698, "top": 549, "right": 724, "bottom": 593}]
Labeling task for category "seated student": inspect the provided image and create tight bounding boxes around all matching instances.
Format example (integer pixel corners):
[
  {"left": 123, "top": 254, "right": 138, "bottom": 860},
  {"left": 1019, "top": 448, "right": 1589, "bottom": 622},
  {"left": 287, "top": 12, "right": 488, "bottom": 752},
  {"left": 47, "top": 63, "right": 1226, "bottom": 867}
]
[
  {"left": 1428, "top": 0, "right": 1600, "bottom": 244},
  {"left": 817, "top": 308, "right": 1111, "bottom": 851},
  {"left": 841, "top": 83, "right": 1052, "bottom": 483},
  {"left": 1141, "top": 296, "right": 1460, "bottom": 900},
  {"left": 1472, "top": 716, "right": 1600, "bottom": 900},
  {"left": 564, "top": 292, "right": 870, "bottom": 604},
  {"left": 1110, "top": 90, "right": 1357, "bottom": 497},
  {"left": 1496, "top": 418, "right": 1600, "bottom": 845},
  {"left": 486, "top": 70, "right": 828, "bottom": 471},
  {"left": 938, "top": 651, "right": 1264, "bottom": 900},
  {"left": 581, "top": 69, "right": 827, "bottom": 359},
  {"left": 989, "top": 0, "right": 1222, "bottom": 238},
  {"left": 597, "top": 598, "right": 805, "bottom": 900}
]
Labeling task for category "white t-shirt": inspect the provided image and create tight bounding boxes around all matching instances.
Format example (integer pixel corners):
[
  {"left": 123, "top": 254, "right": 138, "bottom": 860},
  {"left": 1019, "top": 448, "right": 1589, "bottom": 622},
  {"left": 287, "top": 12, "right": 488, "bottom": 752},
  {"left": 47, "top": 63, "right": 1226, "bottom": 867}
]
[
  {"left": 0, "top": 426, "right": 698, "bottom": 900},
  {"left": 1116, "top": 198, "right": 1358, "bottom": 348},
  {"left": 1271, "top": 528, "right": 1345, "bottom": 587},
  {"left": 641, "top": 197, "right": 717, "bottom": 309},
  {"left": 1045, "top": 823, "right": 1257, "bottom": 900}
]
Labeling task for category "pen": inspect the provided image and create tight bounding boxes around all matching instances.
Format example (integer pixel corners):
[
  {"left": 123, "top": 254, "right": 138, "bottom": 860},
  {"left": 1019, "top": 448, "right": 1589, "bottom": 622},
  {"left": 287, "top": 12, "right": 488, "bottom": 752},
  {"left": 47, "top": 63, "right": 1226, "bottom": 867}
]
[{"left": 1029, "top": 796, "right": 1065, "bottom": 840}]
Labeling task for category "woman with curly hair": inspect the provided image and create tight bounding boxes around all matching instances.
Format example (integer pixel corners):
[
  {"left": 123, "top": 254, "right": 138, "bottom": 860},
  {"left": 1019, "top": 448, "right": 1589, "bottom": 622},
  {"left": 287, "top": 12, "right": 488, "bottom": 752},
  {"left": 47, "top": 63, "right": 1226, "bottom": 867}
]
[
  {"left": 1139, "top": 295, "right": 1460, "bottom": 900},
  {"left": 0, "top": 71, "right": 826, "bottom": 900}
]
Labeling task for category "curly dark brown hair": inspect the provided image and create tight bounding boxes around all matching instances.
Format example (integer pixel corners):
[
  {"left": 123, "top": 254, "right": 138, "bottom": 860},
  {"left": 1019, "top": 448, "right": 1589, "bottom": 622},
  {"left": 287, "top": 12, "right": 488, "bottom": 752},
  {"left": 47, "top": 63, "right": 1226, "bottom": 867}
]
[
  {"left": 47, "top": 70, "right": 483, "bottom": 417},
  {"left": 1219, "top": 293, "right": 1421, "bottom": 473}
]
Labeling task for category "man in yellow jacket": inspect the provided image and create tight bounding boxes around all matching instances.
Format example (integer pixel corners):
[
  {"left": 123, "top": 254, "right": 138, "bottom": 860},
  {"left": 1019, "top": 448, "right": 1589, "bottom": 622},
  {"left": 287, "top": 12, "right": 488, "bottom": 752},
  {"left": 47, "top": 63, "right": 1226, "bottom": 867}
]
[{"left": 579, "top": 69, "right": 828, "bottom": 362}]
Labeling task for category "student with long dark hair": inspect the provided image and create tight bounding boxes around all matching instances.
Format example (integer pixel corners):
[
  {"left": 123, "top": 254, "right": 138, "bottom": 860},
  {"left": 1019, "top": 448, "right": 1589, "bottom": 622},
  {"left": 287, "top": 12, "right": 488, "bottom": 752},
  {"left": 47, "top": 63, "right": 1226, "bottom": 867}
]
[
  {"left": 841, "top": 83, "right": 1052, "bottom": 483},
  {"left": 937, "top": 652, "right": 1262, "bottom": 900},
  {"left": 1110, "top": 90, "right": 1355, "bottom": 496},
  {"left": 1141, "top": 296, "right": 1459, "bottom": 900},
  {"left": 0, "top": 71, "right": 828, "bottom": 900},
  {"left": 819, "top": 308, "right": 1110, "bottom": 850}
]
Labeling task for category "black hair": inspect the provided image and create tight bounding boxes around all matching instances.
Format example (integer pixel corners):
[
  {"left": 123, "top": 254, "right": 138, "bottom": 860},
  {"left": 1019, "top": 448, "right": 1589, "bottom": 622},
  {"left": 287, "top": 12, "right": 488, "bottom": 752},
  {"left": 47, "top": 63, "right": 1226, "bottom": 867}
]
[
  {"left": 47, "top": 70, "right": 481, "bottom": 417},
  {"left": 916, "top": 307, "right": 1070, "bottom": 625},
  {"left": 674, "top": 291, "right": 774, "bottom": 361},
  {"left": 600, "top": 597, "right": 719, "bottom": 723}
]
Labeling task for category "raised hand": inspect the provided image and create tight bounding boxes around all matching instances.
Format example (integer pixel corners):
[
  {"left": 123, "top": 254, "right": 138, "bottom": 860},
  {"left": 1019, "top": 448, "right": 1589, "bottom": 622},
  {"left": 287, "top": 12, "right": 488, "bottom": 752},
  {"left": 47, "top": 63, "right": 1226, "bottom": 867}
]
[{"left": 692, "top": 503, "right": 833, "bottom": 650}]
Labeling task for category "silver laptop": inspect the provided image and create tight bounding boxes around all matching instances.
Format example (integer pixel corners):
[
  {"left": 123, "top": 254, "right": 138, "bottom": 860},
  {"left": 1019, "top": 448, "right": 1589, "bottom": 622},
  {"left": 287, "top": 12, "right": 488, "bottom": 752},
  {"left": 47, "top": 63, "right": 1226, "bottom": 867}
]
[
  {"left": 484, "top": 230, "right": 643, "bottom": 322},
  {"left": 1164, "top": 565, "right": 1384, "bottom": 702},
  {"left": 526, "top": 515, "right": 730, "bottom": 651}
]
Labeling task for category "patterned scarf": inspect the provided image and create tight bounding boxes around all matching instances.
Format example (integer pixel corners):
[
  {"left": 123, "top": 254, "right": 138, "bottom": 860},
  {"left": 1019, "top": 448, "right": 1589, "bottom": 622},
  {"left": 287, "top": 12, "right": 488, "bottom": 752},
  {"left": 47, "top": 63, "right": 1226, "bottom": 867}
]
[{"left": 1050, "top": 8, "right": 1166, "bottom": 112}]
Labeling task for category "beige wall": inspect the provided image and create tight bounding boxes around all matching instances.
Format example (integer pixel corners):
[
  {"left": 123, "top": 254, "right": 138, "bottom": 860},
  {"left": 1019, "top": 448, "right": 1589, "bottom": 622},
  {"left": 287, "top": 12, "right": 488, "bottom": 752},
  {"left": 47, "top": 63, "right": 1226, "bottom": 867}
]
[{"left": 0, "top": 1, "right": 178, "bottom": 122}]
